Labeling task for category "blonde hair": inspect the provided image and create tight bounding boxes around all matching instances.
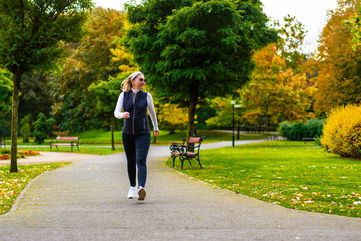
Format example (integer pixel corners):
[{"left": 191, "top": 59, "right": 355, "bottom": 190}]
[
  {"left": 121, "top": 74, "right": 133, "bottom": 92},
  {"left": 121, "top": 71, "right": 143, "bottom": 92}
]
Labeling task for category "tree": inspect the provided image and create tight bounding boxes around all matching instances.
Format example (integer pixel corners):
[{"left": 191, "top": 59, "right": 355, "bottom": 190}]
[
  {"left": 19, "top": 114, "right": 32, "bottom": 143},
  {"left": 240, "top": 44, "right": 313, "bottom": 127},
  {"left": 88, "top": 74, "right": 127, "bottom": 150},
  {"left": 51, "top": 7, "right": 127, "bottom": 133},
  {"left": 33, "top": 113, "right": 54, "bottom": 144},
  {"left": 157, "top": 103, "right": 188, "bottom": 134},
  {"left": 272, "top": 15, "right": 307, "bottom": 71},
  {"left": 313, "top": 0, "right": 361, "bottom": 116},
  {"left": 0, "top": 69, "right": 13, "bottom": 141},
  {"left": 205, "top": 96, "right": 242, "bottom": 129},
  {"left": 125, "top": 0, "right": 277, "bottom": 141},
  {"left": 0, "top": 69, "right": 13, "bottom": 114},
  {"left": 346, "top": 3, "right": 361, "bottom": 50},
  {"left": 19, "top": 72, "right": 53, "bottom": 123},
  {"left": 0, "top": 0, "right": 92, "bottom": 172}
]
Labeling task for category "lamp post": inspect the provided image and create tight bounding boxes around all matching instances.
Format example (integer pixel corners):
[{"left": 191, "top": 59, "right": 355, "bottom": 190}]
[{"left": 231, "top": 101, "right": 242, "bottom": 147}]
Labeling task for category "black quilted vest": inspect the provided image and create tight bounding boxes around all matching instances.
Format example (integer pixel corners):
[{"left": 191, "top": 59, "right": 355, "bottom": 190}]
[{"left": 122, "top": 90, "right": 150, "bottom": 135}]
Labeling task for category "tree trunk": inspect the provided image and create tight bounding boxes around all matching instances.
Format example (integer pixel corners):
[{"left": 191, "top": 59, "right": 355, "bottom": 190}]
[
  {"left": 186, "top": 85, "right": 198, "bottom": 143},
  {"left": 111, "top": 117, "right": 115, "bottom": 151},
  {"left": 10, "top": 72, "right": 22, "bottom": 173}
]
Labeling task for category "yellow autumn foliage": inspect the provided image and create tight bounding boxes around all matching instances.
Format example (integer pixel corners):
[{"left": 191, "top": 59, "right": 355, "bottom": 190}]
[
  {"left": 157, "top": 103, "right": 188, "bottom": 133},
  {"left": 240, "top": 43, "right": 313, "bottom": 125},
  {"left": 321, "top": 104, "right": 361, "bottom": 158},
  {"left": 110, "top": 18, "right": 138, "bottom": 73}
]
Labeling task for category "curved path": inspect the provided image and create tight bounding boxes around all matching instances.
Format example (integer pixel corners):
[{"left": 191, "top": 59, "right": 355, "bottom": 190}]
[{"left": 0, "top": 140, "right": 360, "bottom": 240}]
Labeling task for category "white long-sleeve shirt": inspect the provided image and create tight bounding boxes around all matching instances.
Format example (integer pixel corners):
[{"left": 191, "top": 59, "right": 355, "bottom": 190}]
[{"left": 114, "top": 88, "right": 159, "bottom": 131}]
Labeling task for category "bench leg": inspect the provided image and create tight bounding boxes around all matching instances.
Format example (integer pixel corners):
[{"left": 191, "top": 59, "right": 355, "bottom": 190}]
[
  {"left": 180, "top": 157, "right": 185, "bottom": 170},
  {"left": 196, "top": 156, "right": 202, "bottom": 169},
  {"left": 172, "top": 156, "right": 176, "bottom": 167}
]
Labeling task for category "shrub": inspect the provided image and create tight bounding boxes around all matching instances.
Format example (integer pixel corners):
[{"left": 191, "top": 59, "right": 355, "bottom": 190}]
[
  {"left": 33, "top": 113, "right": 55, "bottom": 144},
  {"left": 20, "top": 114, "right": 32, "bottom": 143},
  {"left": 321, "top": 105, "right": 361, "bottom": 158},
  {"left": 278, "top": 119, "right": 324, "bottom": 141}
]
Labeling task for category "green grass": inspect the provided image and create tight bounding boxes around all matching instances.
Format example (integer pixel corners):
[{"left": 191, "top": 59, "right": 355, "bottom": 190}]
[
  {"left": 167, "top": 141, "right": 361, "bottom": 217},
  {"left": 6, "top": 129, "right": 272, "bottom": 146},
  {"left": 0, "top": 163, "right": 70, "bottom": 215},
  {"left": 6, "top": 146, "right": 124, "bottom": 155},
  {"left": 155, "top": 130, "right": 271, "bottom": 143}
]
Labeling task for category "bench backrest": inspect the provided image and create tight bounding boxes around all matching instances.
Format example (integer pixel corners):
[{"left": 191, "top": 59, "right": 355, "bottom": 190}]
[
  {"left": 188, "top": 137, "right": 203, "bottom": 144},
  {"left": 56, "top": 136, "right": 79, "bottom": 141}
]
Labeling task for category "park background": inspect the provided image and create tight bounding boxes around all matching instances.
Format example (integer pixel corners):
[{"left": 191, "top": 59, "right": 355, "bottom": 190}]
[{"left": 0, "top": 0, "right": 361, "bottom": 218}]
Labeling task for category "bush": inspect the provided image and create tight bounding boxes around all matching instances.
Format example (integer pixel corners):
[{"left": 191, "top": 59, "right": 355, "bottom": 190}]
[
  {"left": 33, "top": 113, "right": 55, "bottom": 144},
  {"left": 20, "top": 114, "right": 32, "bottom": 143},
  {"left": 321, "top": 105, "right": 361, "bottom": 158},
  {"left": 278, "top": 119, "right": 324, "bottom": 141}
]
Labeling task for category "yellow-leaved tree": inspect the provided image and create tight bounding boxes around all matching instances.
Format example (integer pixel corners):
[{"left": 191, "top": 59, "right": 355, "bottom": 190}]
[
  {"left": 240, "top": 43, "right": 313, "bottom": 128},
  {"left": 313, "top": 0, "right": 361, "bottom": 116},
  {"left": 111, "top": 18, "right": 138, "bottom": 73},
  {"left": 157, "top": 103, "right": 188, "bottom": 134}
]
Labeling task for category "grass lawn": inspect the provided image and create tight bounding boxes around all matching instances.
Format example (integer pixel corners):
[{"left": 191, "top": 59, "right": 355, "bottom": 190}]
[
  {"left": 0, "top": 163, "right": 70, "bottom": 215},
  {"left": 8, "top": 129, "right": 272, "bottom": 146},
  {"left": 166, "top": 141, "right": 361, "bottom": 218},
  {"left": 15, "top": 146, "right": 124, "bottom": 155},
  {"left": 154, "top": 130, "right": 271, "bottom": 143}
]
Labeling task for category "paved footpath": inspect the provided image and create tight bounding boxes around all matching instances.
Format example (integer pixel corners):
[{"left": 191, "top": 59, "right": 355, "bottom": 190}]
[{"left": 0, "top": 140, "right": 361, "bottom": 241}]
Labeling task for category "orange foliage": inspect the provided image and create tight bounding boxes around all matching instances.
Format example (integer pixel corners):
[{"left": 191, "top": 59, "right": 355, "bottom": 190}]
[
  {"left": 313, "top": 0, "right": 361, "bottom": 116},
  {"left": 240, "top": 44, "right": 313, "bottom": 125}
]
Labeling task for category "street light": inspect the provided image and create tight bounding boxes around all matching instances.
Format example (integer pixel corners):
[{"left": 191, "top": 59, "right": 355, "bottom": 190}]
[{"left": 231, "top": 100, "right": 242, "bottom": 147}]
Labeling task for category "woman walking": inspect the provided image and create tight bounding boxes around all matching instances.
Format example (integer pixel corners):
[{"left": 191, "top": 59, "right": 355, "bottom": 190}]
[{"left": 114, "top": 71, "right": 159, "bottom": 201}]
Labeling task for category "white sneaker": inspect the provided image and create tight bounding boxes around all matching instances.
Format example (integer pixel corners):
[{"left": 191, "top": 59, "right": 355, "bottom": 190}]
[
  {"left": 127, "top": 187, "right": 138, "bottom": 199},
  {"left": 138, "top": 186, "right": 146, "bottom": 201}
]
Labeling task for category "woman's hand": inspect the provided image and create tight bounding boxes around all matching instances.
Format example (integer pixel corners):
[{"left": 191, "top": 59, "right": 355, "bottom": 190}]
[
  {"left": 121, "top": 112, "right": 130, "bottom": 119},
  {"left": 154, "top": 130, "right": 160, "bottom": 137}
]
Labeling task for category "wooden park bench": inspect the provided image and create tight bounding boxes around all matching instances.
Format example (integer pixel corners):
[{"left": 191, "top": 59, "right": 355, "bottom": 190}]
[
  {"left": 267, "top": 135, "right": 279, "bottom": 141},
  {"left": 170, "top": 136, "right": 205, "bottom": 169},
  {"left": 302, "top": 137, "right": 315, "bottom": 143},
  {"left": 50, "top": 136, "right": 79, "bottom": 151}
]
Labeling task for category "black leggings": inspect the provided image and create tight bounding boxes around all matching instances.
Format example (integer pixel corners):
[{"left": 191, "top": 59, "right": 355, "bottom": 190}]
[{"left": 122, "top": 133, "right": 151, "bottom": 187}]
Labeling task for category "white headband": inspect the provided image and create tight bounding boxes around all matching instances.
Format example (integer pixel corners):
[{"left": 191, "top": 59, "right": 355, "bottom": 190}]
[{"left": 130, "top": 71, "right": 143, "bottom": 80}]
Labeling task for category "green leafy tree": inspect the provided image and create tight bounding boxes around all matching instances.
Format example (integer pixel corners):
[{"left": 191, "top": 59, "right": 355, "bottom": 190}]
[
  {"left": 52, "top": 7, "right": 127, "bottom": 132},
  {"left": 205, "top": 96, "right": 242, "bottom": 129},
  {"left": 346, "top": 3, "right": 361, "bottom": 50},
  {"left": 33, "top": 113, "right": 55, "bottom": 144},
  {"left": 88, "top": 74, "right": 128, "bottom": 150},
  {"left": 125, "top": 0, "right": 277, "bottom": 141},
  {"left": 0, "top": 69, "right": 13, "bottom": 141},
  {"left": 272, "top": 15, "right": 307, "bottom": 71},
  {"left": 0, "top": 69, "right": 13, "bottom": 114},
  {"left": 19, "top": 114, "right": 32, "bottom": 143},
  {"left": 0, "top": 0, "right": 93, "bottom": 172},
  {"left": 19, "top": 72, "right": 53, "bottom": 123}
]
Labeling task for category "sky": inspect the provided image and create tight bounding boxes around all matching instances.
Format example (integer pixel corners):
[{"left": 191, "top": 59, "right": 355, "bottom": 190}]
[{"left": 92, "top": 0, "right": 339, "bottom": 53}]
